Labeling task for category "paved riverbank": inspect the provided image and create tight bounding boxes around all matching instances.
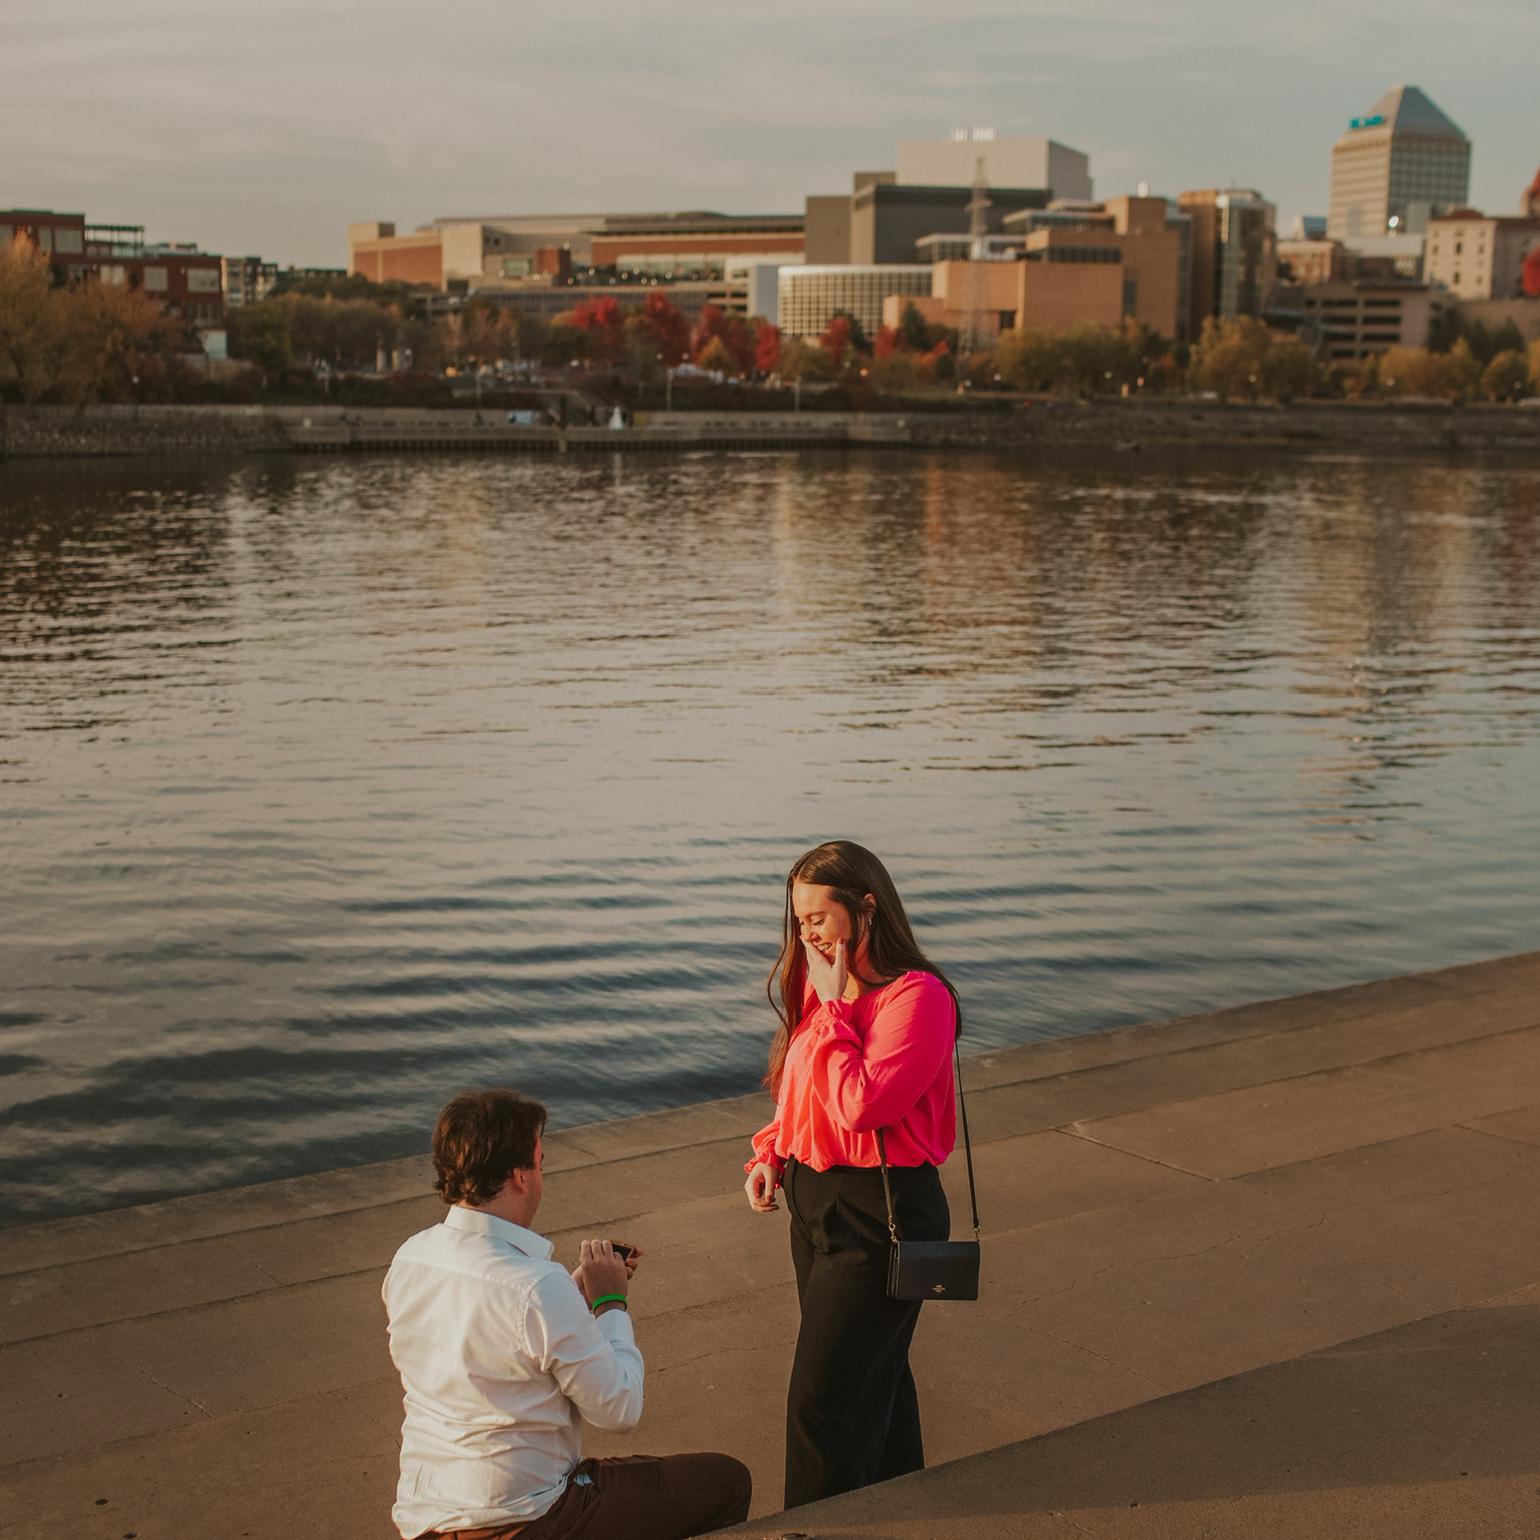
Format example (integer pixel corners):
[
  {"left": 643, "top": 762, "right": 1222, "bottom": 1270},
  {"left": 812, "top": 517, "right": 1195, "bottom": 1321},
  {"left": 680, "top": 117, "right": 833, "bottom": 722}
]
[
  {"left": 2, "top": 950, "right": 1538, "bottom": 1538},
  {"left": 5, "top": 398, "right": 1540, "bottom": 459}
]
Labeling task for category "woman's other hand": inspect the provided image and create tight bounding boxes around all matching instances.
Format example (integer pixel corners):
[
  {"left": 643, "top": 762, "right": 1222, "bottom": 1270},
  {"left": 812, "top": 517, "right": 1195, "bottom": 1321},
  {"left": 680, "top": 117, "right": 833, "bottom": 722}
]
[
  {"left": 804, "top": 937, "right": 848, "bottom": 1005},
  {"left": 745, "top": 1162, "right": 780, "bottom": 1212}
]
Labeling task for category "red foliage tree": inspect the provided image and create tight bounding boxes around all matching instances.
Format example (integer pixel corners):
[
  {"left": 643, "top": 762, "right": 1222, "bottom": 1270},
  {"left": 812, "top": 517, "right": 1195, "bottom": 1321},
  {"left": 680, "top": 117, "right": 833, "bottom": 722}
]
[
  {"left": 636, "top": 291, "right": 691, "bottom": 365},
  {"left": 690, "top": 303, "right": 728, "bottom": 363},
  {"left": 1523, "top": 243, "right": 1540, "bottom": 299},
  {"left": 567, "top": 297, "right": 626, "bottom": 364},
  {"left": 690, "top": 304, "right": 755, "bottom": 374},
  {"left": 874, "top": 325, "right": 902, "bottom": 360},
  {"left": 753, "top": 320, "right": 782, "bottom": 375},
  {"left": 820, "top": 314, "right": 854, "bottom": 370}
]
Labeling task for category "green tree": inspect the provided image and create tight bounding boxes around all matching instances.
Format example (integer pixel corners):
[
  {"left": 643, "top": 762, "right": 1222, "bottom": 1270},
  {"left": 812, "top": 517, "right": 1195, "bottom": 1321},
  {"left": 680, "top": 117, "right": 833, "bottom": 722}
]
[
  {"left": 993, "top": 329, "right": 1063, "bottom": 392},
  {"left": 1261, "top": 336, "right": 1319, "bottom": 402},
  {"left": 898, "top": 302, "right": 932, "bottom": 353},
  {"left": 228, "top": 302, "right": 292, "bottom": 376},
  {"left": 779, "top": 336, "right": 836, "bottom": 382},
  {"left": 541, "top": 322, "right": 589, "bottom": 366}
]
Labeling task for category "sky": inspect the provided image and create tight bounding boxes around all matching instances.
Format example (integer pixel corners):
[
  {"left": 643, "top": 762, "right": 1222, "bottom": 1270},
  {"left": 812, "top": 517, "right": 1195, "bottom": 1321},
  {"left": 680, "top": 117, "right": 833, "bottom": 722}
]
[{"left": 4, "top": 0, "right": 1538, "bottom": 269}]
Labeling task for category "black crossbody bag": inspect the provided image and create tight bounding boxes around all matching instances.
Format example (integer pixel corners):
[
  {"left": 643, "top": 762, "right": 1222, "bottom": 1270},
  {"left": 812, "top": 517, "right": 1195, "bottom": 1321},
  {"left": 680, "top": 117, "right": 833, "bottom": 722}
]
[{"left": 877, "top": 1038, "right": 980, "bottom": 1302}]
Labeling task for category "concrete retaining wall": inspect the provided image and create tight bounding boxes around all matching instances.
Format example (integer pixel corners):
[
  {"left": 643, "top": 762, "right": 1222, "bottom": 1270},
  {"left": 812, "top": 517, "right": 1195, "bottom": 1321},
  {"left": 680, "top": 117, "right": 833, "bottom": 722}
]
[{"left": 4, "top": 399, "right": 1540, "bottom": 460}]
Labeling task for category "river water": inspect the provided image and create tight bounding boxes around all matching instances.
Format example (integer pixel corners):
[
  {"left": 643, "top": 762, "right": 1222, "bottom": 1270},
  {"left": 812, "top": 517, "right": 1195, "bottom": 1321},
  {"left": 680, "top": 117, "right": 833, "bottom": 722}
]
[{"left": 1, "top": 449, "right": 1537, "bottom": 1227}]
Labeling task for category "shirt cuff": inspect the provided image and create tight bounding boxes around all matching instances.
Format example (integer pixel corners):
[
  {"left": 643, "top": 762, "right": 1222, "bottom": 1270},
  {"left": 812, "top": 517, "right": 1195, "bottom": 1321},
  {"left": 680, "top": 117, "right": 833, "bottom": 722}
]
[
  {"left": 744, "top": 1151, "right": 784, "bottom": 1176},
  {"left": 595, "top": 1306, "right": 637, "bottom": 1343}
]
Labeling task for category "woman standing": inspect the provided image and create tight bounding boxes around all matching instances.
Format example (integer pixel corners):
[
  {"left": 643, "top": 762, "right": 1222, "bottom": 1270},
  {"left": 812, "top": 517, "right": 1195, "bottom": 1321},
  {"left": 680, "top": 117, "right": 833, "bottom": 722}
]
[{"left": 744, "top": 840, "right": 961, "bottom": 1508}]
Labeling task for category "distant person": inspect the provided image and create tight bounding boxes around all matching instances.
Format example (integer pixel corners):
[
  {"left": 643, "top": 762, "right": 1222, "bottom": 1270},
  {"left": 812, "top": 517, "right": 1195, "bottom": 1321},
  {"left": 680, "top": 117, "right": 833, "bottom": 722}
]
[
  {"left": 744, "top": 841, "right": 961, "bottom": 1507},
  {"left": 384, "top": 1089, "right": 751, "bottom": 1539}
]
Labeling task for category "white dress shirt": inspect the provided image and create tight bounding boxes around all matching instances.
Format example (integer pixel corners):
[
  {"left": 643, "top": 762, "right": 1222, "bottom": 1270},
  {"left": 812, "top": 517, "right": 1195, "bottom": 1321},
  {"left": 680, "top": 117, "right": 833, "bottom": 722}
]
[{"left": 382, "top": 1205, "right": 644, "bottom": 1538}]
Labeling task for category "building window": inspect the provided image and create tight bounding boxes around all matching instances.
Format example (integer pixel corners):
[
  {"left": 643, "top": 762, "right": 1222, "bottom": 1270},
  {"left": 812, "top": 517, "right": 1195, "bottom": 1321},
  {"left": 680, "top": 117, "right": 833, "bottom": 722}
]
[
  {"left": 100, "top": 265, "right": 126, "bottom": 287},
  {"left": 143, "top": 266, "right": 169, "bottom": 292},
  {"left": 187, "top": 268, "right": 221, "bottom": 294},
  {"left": 55, "top": 228, "right": 84, "bottom": 255}
]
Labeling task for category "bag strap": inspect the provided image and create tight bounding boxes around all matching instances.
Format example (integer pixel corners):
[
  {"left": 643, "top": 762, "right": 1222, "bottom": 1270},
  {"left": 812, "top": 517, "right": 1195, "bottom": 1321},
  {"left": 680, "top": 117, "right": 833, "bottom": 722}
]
[{"left": 878, "top": 1036, "right": 979, "bottom": 1244}]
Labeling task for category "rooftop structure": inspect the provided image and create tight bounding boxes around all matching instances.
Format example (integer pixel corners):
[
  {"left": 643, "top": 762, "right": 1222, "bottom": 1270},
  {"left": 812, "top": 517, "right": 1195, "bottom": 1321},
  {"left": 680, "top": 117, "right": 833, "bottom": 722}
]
[{"left": 896, "top": 132, "right": 1092, "bottom": 202}]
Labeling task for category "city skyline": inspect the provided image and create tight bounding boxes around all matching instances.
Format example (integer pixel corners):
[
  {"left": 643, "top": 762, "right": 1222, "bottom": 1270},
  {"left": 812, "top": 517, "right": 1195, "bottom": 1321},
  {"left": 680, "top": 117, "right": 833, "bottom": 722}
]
[{"left": 4, "top": 0, "right": 1538, "bottom": 269}]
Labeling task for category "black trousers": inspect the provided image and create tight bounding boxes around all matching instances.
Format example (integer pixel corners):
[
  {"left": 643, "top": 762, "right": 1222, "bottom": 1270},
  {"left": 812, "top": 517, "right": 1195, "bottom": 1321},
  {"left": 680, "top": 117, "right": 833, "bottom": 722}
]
[{"left": 782, "top": 1157, "right": 951, "bottom": 1508}]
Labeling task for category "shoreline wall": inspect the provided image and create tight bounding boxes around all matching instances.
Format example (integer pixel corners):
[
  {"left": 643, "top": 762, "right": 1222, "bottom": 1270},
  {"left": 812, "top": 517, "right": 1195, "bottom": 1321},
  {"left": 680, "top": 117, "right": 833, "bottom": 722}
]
[{"left": 3, "top": 398, "right": 1540, "bottom": 460}]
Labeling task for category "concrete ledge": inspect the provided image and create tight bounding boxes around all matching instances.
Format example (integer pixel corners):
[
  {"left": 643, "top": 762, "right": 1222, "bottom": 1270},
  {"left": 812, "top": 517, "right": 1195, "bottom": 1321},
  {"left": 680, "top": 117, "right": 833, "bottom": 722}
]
[{"left": 2, "top": 951, "right": 1538, "bottom": 1539}]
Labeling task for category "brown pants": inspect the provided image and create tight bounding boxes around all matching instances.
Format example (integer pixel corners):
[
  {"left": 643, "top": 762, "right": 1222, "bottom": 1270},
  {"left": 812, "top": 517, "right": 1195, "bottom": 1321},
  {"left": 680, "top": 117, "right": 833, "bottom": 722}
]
[{"left": 429, "top": 1453, "right": 752, "bottom": 1540}]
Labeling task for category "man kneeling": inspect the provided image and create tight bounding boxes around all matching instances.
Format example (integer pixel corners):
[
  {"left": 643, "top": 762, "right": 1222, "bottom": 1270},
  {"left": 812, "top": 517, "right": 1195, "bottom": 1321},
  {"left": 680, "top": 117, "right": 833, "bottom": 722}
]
[{"left": 384, "top": 1089, "right": 751, "bottom": 1539}]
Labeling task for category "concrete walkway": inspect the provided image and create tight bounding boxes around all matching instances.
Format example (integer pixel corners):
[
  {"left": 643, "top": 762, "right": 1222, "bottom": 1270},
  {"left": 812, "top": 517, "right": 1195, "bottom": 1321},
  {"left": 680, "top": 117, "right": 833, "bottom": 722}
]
[{"left": 3, "top": 952, "right": 1538, "bottom": 1539}]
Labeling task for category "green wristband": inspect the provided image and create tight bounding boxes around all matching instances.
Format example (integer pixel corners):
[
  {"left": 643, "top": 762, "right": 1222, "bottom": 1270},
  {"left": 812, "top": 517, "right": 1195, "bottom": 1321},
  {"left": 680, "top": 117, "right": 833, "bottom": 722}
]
[{"left": 591, "top": 1293, "right": 628, "bottom": 1311}]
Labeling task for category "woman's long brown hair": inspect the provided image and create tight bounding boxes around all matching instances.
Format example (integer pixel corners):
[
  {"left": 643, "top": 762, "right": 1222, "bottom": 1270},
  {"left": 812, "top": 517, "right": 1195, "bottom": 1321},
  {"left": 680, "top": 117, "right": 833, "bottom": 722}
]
[{"left": 765, "top": 840, "right": 961, "bottom": 1095}]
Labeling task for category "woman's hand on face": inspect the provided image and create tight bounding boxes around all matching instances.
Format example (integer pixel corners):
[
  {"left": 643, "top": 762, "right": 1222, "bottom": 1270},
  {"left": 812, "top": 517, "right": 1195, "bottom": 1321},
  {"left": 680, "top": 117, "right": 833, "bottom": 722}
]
[
  {"left": 745, "top": 1162, "right": 780, "bottom": 1212},
  {"left": 804, "top": 937, "right": 848, "bottom": 1005}
]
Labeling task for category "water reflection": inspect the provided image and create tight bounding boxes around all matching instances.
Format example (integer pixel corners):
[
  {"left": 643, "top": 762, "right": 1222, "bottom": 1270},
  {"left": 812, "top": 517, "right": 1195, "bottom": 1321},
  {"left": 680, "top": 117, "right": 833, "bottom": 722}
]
[{"left": 1, "top": 449, "right": 1537, "bottom": 1226}]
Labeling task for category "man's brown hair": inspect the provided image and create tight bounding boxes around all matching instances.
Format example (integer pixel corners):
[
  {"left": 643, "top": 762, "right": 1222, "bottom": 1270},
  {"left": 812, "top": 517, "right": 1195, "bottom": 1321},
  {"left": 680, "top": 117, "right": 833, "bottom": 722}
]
[{"left": 432, "top": 1089, "right": 547, "bottom": 1207}]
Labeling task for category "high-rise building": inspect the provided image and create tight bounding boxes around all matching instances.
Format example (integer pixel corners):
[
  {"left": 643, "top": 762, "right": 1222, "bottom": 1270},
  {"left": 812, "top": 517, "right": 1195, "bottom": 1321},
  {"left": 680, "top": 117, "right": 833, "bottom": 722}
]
[
  {"left": 1328, "top": 85, "right": 1470, "bottom": 241},
  {"left": 1178, "top": 189, "right": 1277, "bottom": 339}
]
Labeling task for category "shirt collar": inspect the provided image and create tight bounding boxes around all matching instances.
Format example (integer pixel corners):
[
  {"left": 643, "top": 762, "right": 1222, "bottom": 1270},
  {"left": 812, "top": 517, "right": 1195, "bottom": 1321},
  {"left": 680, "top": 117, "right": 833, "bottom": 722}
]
[{"left": 443, "top": 1204, "right": 555, "bottom": 1260}]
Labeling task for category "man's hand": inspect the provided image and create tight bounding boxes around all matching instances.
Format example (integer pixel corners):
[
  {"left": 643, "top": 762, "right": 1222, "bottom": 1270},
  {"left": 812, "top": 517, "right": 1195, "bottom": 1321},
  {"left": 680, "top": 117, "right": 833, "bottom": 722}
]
[
  {"left": 745, "top": 1162, "right": 780, "bottom": 1212},
  {"left": 573, "top": 1239, "right": 630, "bottom": 1309}
]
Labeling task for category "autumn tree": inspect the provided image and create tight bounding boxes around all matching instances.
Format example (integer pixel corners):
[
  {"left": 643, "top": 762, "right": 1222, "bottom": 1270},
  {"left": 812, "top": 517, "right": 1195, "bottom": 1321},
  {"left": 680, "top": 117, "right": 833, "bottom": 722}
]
[
  {"left": 752, "top": 319, "right": 782, "bottom": 376},
  {"left": 689, "top": 304, "right": 755, "bottom": 374},
  {"left": 819, "top": 314, "right": 855, "bottom": 370},
  {"left": 0, "top": 234, "right": 60, "bottom": 401},
  {"left": 634, "top": 292, "right": 691, "bottom": 366},
  {"left": 1482, "top": 349, "right": 1532, "bottom": 402},
  {"left": 695, "top": 336, "right": 736, "bottom": 376},
  {"left": 562, "top": 297, "right": 626, "bottom": 365},
  {"left": 1187, "top": 317, "right": 1317, "bottom": 402},
  {"left": 55, "top": 282, "right": 185, "bottom": 404}
]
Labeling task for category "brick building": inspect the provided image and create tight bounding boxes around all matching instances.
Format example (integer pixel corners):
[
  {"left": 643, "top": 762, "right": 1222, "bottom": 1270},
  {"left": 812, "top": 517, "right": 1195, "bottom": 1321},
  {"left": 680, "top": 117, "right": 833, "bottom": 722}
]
[{"left": 1, "top": 209, "right": 223, "bottom": 324}]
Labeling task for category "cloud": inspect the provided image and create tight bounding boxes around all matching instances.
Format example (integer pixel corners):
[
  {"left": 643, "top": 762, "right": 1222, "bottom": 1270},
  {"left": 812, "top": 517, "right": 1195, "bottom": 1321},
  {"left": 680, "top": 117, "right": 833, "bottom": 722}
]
[{"left": 3, "top": 0, "right": 1536, "bottom": 264}]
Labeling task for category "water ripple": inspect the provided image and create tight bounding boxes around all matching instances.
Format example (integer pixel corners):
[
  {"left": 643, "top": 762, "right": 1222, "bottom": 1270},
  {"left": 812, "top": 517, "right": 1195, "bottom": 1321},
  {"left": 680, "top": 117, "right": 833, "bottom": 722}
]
[{"left": 1, "top": 449, "right": 1537, "bottom": 1225}]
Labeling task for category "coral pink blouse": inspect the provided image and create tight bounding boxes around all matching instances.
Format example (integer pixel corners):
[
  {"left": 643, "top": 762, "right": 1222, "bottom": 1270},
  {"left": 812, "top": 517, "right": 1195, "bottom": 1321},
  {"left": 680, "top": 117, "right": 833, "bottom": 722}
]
[{"left": 747, "top": 970, "right": 957, "bottom": 1176}]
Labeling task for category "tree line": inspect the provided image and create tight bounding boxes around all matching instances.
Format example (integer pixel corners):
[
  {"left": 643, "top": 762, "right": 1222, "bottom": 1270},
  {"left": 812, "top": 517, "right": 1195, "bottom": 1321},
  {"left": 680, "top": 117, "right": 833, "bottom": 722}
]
[{"left": 4, "top": 232, "right": 1540, "bottom": 407}]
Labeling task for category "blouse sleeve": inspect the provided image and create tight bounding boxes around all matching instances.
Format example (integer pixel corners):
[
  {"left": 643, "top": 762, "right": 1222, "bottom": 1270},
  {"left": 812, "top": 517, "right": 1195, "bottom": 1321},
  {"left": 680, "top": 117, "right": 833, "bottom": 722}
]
[
  {"left": 805, "top": 973, "right": 955, "bottom": 1134},
  {"left": 745, "top": 1108, "right": 784, "bottom": 1177}
]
